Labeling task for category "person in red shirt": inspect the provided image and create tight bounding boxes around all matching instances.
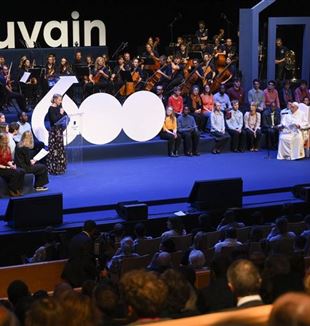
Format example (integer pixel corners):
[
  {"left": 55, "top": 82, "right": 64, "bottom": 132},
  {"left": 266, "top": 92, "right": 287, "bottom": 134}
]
[
  {"left": 168, "top": 86, "right": 184, "bottom": 117},
  {"left": 0, "top": 133, "right": 25, "bottom": 196}
]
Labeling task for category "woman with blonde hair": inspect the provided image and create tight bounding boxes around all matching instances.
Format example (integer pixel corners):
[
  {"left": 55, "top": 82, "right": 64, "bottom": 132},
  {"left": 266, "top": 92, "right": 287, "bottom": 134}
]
[
  {"left": 15, "top": 130, "right": 49, "bottom": 191},
  {"left": 0, "top": 133, "right": 25, "bottom": 196}
]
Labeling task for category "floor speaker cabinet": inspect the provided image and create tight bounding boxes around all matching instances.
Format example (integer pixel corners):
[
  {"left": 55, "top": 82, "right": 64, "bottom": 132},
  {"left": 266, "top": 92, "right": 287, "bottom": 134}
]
[
  {"left": 116, "top": 201, "right": 148, "bottom": 221},
  {"left": 292, "top": 184, "right": 310, "bottom": 204},
  {"left": 4, "top": 193, "right": 63, "bottom": 228},
  {"left": 188, "top": 178, "right": 243, "bottom": 210}
]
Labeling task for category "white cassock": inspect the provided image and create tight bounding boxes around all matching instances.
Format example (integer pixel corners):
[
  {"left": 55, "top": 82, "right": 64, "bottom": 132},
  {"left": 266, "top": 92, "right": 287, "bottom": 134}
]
[
  {"left": 277, "top": 108, "right": 308, "bottom": 160},
  {"left": 298, "top": 103, "right": 310, "bottom": 148}
]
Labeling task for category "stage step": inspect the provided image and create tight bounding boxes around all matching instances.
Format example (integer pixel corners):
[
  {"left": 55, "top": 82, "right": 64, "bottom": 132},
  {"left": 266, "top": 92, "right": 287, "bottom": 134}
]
[{"left": 66, "top": 133, "right": 231, "bottom": 160}]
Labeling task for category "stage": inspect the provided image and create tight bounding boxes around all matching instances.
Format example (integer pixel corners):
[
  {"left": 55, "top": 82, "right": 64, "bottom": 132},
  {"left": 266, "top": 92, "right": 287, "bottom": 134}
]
[{"left": 0, "top": 148, "right": 309, "bottom": 232}]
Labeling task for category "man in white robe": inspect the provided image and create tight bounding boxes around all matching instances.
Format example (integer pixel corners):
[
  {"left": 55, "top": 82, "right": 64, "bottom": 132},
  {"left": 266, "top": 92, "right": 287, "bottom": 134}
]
[
  {"left": 298, "top": 102, "right": 310, "bottom": 157},
  {"left": 277, "top": 102, "right": 307, "bottom": 160}
]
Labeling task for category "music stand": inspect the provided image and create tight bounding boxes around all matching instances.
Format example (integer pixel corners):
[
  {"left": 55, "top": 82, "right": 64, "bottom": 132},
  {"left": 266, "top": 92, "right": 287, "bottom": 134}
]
[
  {"left": 120, "top": 70, "right": 133, "bottom": 82},
  {"left": 74, "top": 65, "right": 89, "bottom": 79},
  {"left": 29, "top": 67, "right": 42, "bottom": 80},
  {"left": 188, "top": 51, "right": 203, "bottom": 61}
]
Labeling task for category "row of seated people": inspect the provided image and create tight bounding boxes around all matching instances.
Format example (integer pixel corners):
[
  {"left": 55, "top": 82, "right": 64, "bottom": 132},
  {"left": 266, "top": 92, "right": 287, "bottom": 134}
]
[
  {"left": 0, "top": 112, "right": 48, "bottom": 196},
  {"left": 12, "top": 214, "right": 306, "bottom": 325},
  {"left": 160, "top": 95, "right": 309, "bottom": 159},
  {"left": 2, "top": 258, "right": 310, "bottom": 326}
]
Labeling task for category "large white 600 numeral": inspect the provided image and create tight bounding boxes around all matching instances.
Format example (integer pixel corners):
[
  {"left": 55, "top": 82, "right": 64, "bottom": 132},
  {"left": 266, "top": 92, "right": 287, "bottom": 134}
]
[{"left": 31, "top": 76, "right": 165, "bottom": 146}]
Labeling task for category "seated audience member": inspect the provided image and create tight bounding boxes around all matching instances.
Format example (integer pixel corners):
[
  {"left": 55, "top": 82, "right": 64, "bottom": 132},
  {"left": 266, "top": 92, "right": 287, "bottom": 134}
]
[
  {"left": 24, "top": 297, "right": 66, "bottom": 325},
  {"left": 200, "top": 83, "right": 214, "bottom": 131},
  {"left": 213, "top": 84, "right": 232, "bottom": 112},
  {"left": 0, "top": 305, "right": 19, "bottom": 325},
  {"left": 214, "top": 227, "right": 243, "bottom": 254},
  {"left": 120, "top": 269, "right": 168, "bottom": 324},
  {"left": 268, "top": 292, "right": 310, "bottom": 326},
  {"left": 217, "top": 209, "right": 245, "bottom": 232},
  {"left": 161, "top": 268, "right": 199, "bottom": 318},
  {"left": 62, "top": 220, "right": 98, "bottom": 287},
  {"left": 0, "top": 132, "right": 25, "bottom": 197},
  {"left": 186, "top": 85, "right": 204, "bottom": 131},
  {"left": 266, "top": 216, "right": 296, "bottom": 242},
  {"left": 15, "top": 130, "right": 49, "bottom": 192},
  {"left": 107, "top": 236, "right": 140, "bottom": 274},
  {"left": 133, "top": 222, "right": 152, "bottom": 246},
  {"left": 244, "top": 101, "right": 262, "bottom": 151},
  {"left": 210, "top": 101, "right": 230, "bottom": 154},
  {"left": 0, "top": 112, "right": 6, "bottom": 123},
  {"left": 13, "top": 112, "right": 31, "bottom": 143},
  {"left": 277, "top": 101, "right": 307, "bottom": 160},
  {"left": 227, "top": 259, "right": 264, "bottom": 308},
  {"left": 226, "top": 100, "right": 246, "bottom": 152},
  {"left": 24, "top": 227, "right": 60, "bottom": 263},
  {"left": 248, "top": 79, "right": 265, "bottom": 113},
  {"left": 161, "top": 216, "right": 186, "bottom": 241},
  {"left": 280, "top": 79, "right": 294, "bottom": 108},
  {"left": 264, "top": 80, "right": 280, "bottom": 109},
  {"left": 8, "top": 122, "right": 20, "bottom": 157},
  {"left": 168, "top": 86, "right": 183, "bottom": 117},
  {"left": 227, "top": 78, "right": 245, "bottom": 111},
  {"left": 147, "top": 251, "right": 172, "bottom": 273},
  {"left": 177, "top": 106, "right": 200, "bottom": 156},
  {"left": 93, "top": 281, "right": 125, "bottom": 325},
  {"left": 262, "top": 101, "right": 281, "bottom": 149},
  {"left": 301, "top": 214, "right": 310, "bottom": 239},
  {"left": 198, "top": 254, "right": 234, "bottom": 313},
  {"left": 160, "top": 106, "right": 181, "bottom": 157},
  {"left": 7, "top": 280, "right": 31, "bottom": 309},
  {"left": 294, "top": 79, "right": 310, "bottom": 103},
  {"left": 188, "top": 248, "right": 206, "bottom": 270}
]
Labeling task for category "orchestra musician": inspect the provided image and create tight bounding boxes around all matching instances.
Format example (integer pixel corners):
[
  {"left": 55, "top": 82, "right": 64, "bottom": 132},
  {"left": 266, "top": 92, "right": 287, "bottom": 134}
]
[
  {"left": 85, "top": 56, "right": 111, "bottom": 98},
  {"left": 165, "top": 55, "right": 184, "bottom": 95},
  {"left": 111, "top": 55, "right": 128, "bottom": 96},
  {"left": 58, "top": 57, "right": 73, "bottom": 76},
  {"left": 44, "top": 54, "right": 59, "bottom": 93},
  {"left": 1, "top": 64, "right": 27, "bottom": 112},
  {"left": 141, "top": 43, "right": 160, "bottom": 78},
  {"left": 195, "top": 20, "right": 208, "bottom": 45},
  {"left": 18, "top": 57, "right": 39, "bottom": 108}
]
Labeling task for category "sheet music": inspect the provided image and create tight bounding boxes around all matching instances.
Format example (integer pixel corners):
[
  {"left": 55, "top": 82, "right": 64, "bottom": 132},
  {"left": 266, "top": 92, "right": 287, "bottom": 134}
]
[
  {"left": 33, "top": 148, "right": 49, "bottom": 161},
  {"left": 19, "top": 72, "right": 31, "bottom": 83}
]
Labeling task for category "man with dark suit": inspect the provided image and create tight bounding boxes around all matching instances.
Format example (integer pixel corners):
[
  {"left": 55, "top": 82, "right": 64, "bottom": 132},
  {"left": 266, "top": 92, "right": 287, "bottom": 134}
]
[
  {"left": 62, "top": 220, "right": 98, "bottom": 287},
  {"left": 227, "top": 259, "right": 264, "bottom": 308},
  {"left": 262, "top": 102, "right": 281, "bottom": 149}
]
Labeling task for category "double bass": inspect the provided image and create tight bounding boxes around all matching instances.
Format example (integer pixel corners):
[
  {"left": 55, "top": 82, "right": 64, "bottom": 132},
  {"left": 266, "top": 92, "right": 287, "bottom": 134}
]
[{"left": 180, "top": 60, "right": 204, "bottom": 96}]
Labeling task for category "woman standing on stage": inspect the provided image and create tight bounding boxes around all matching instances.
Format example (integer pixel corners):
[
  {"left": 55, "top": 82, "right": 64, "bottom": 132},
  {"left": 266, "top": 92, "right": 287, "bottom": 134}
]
[{"left": 46, "top": 94, "right": 67, "bottom": 175}]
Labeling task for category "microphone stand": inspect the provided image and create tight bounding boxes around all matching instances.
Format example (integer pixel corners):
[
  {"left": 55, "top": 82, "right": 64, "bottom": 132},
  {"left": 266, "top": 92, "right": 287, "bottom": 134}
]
[
  {"left": 111, "top": 42, "right": 127, "bottom": 60},
  {"left": 169, "top": 16, "right": 178, "bottom": 45}
]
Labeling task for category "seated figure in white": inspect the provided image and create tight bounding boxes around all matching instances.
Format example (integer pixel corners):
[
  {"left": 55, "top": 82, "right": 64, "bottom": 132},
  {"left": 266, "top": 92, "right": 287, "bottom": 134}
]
[{"left": 277, "top": 102, "right": 308, "bottom": 160}]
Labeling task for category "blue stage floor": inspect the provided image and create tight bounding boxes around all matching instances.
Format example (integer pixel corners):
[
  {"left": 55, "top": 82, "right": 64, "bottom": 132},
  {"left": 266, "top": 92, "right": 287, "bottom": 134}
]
[{"left": 0, "top": 150, "right": 309, "bottom": 218}]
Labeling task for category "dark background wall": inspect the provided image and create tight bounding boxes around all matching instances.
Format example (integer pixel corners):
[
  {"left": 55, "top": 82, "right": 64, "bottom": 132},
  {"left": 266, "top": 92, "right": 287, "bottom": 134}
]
[
  {"left": 1, "top": 0, "right": 308, "bottom": 52},
  {"left": 1, "top": 0, "right": 309, "bottom": 77}
]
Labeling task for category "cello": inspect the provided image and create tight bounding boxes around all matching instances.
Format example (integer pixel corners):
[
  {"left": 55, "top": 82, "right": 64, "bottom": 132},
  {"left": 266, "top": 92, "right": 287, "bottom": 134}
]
[
  {"left": 180, "top": 59, "right": 204, "bottom": 96},
  {"left": 210, "top": 58, "right": 236, "bottom": 93}
]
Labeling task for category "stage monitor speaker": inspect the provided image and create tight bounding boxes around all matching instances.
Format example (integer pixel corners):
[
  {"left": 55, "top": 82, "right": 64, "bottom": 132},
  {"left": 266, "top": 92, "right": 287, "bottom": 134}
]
[
  {"left": 4, "top": 193, "right": 63, "bottom": 228},
  {"left": 116, "top": 201, "right": 148, "bottom": 221},
  {"left": 292, "top": 184, "right": 310, "bottom": 204},
  {"left": 188, "top": 178, "right": 243, "bottom": 210}
]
